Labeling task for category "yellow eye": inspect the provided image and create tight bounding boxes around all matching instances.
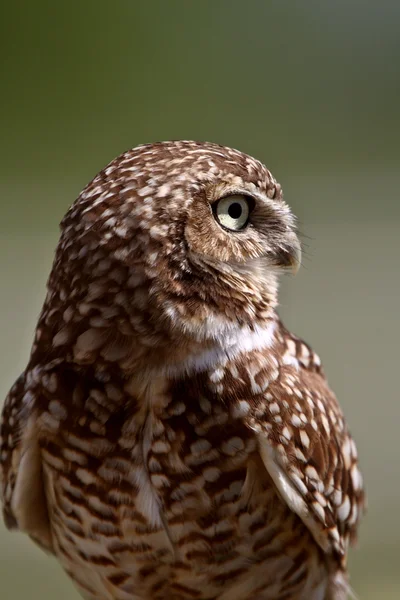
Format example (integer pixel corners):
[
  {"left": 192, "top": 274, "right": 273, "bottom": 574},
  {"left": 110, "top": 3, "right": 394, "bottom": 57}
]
[{"left": 214, "top": 195, "right": 252, "bottom": 231}]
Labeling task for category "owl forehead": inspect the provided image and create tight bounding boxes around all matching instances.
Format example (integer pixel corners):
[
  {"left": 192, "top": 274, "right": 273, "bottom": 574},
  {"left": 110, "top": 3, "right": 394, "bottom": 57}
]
[
  {"left": 65, "top": 141, "right": 281, "bottom": 227},
  {"left": 113, "top": 141, "right": 274, "bottom": 191}
]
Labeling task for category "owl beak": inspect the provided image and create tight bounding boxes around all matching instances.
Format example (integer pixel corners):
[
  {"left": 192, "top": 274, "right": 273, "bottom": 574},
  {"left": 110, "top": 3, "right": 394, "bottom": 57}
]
[
  {"left": 289, "top": 237, "right": 302, "bottom": 274},
  {"left": 274, "top": 234, "right": 302, "bottom": 275}
]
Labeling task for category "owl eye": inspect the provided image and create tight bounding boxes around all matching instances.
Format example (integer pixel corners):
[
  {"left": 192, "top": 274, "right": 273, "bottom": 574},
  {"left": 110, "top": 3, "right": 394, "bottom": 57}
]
[{"left": 214, "top": 195, "right": 252, "bottom": 231}]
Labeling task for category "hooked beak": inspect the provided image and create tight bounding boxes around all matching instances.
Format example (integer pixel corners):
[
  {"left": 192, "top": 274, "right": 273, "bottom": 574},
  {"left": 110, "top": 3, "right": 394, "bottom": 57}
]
[{"left": 272, "top": 233, "right": 302, "bottom": 275}]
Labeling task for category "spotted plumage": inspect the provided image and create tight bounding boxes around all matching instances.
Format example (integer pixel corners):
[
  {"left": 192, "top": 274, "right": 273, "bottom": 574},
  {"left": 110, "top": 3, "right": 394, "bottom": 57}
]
[{"left": 0, "top": 141, "right": 364, "bottom": 599}]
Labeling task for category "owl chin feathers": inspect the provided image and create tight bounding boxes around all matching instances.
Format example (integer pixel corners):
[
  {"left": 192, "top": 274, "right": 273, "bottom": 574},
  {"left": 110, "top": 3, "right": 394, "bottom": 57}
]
[
  {"left": 70, "top": 252, "right": 293, "bottom": 378},
  {"left": 51, "top": 234, "right": 301, "bottom": 377}
]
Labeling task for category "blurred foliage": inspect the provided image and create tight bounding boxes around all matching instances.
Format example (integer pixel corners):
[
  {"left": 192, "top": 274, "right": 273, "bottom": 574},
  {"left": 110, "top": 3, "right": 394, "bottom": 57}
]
[
  {"left": 1, "top": 0, "right": 399, "bottom": 227},
  {"left": 0, "top": 1, "right": 399, "bottom": 598}
]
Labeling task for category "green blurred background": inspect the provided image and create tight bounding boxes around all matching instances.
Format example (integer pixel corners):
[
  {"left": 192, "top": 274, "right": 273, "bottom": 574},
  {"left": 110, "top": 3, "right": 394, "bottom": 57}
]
[{"left": 1, "top": 1, "right": 399, "bottom": 598}]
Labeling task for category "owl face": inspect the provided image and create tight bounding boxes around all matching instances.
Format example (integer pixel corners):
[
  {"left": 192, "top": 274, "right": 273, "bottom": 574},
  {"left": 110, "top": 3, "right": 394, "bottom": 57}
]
[
  {"left": 184, "top": 175, "right": 300, "bottom": 272},
  {"left": 46, "top": 142, "right": 300, "bottom": 368}
]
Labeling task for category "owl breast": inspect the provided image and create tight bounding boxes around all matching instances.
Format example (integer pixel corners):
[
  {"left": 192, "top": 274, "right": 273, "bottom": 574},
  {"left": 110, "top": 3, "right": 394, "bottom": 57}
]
[{"left": 38, "top": 370, "right": 328, "bottom": 600}]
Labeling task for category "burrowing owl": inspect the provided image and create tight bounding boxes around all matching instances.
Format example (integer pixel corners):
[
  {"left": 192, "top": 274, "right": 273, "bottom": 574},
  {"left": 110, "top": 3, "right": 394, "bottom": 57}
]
[{"left": 0, "top": 141, "right": 364, "bottom": 599}]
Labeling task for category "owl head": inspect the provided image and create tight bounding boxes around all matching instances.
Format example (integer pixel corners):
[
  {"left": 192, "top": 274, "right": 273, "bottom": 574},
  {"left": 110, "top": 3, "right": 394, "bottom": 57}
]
[{"left": 35, "top": 141, "right": 300, "bottom": 373}]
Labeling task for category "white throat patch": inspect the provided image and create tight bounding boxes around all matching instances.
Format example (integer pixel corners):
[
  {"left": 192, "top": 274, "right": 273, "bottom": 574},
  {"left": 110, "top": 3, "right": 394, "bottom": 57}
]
[{"left": 167, "top": 320, "right": 276, "bottom": 378}]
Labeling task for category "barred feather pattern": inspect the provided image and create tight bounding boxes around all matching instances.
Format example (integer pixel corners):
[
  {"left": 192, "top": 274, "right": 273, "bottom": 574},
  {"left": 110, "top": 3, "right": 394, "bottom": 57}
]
[{"left": 0, "top": 141, "right": 364, "bottom": 600}]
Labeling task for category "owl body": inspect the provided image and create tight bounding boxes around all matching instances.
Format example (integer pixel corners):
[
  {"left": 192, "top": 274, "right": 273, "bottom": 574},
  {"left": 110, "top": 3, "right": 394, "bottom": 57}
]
[{"left": 0, "top": 142, "right": 364, "bottom": 599}]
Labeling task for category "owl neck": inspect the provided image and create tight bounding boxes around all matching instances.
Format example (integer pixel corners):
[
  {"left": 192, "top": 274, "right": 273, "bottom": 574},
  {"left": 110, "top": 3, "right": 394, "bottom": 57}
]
[
  {"left": 32, "top": 254, "right": 279, "bottom": 378},
  {"left": 122, "top": 316, "right": 279, "bottom": 411},
  {"left": 164, "top": 317, "right": 278, "bottom": 378},
  {"left": 31, "top": 304, "right": 278, "bottom": 386}
]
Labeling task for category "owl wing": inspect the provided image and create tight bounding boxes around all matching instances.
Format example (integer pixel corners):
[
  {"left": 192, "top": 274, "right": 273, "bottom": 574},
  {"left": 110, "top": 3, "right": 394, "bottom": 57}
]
[
  {"left": 0, "top": 371, "right": 53, "bottom": 552},
  {"left": 245, "top": 329, "right": 365, "bottom": 560}
]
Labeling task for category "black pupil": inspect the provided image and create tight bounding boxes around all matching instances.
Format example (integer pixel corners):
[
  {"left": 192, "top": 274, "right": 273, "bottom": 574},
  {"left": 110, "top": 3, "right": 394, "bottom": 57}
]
[{"left": 228, "top": 202, "right": 243, "bottom": 219}]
